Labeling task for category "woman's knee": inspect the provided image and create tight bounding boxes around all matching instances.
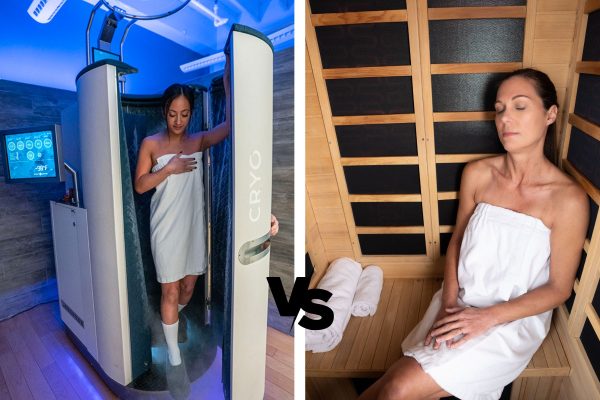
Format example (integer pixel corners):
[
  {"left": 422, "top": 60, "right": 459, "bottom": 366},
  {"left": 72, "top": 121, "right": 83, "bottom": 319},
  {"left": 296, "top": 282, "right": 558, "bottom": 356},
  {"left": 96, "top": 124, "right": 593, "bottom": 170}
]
[
  {"left": 161, "top": 284, "right": 180, "bottom": 304},
  {"left": 376, "top": 358, "right": 425, "bottom": 400},
  {"left": 179, "top": 280, "right": 195, "bottom": 298},
  {"left": 379, "top": 379, "right": 411, "bottom": 400}
]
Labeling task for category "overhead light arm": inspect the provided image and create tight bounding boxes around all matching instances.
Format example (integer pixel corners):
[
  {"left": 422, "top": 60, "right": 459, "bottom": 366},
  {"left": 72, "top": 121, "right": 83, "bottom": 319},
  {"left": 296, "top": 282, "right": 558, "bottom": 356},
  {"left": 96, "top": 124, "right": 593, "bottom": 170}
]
[{"left": 85, "top": 0, "right": 104, "bottom": 65}]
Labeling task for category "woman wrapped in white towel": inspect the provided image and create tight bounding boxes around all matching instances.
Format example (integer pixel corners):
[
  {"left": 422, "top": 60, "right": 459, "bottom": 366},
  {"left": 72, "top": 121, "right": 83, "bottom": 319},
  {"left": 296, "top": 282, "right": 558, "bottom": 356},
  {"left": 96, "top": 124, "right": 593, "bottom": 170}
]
[
  {"left": 134, "top": 56, "right": 232, "bottom": 367},
  {"left": 358, "top": 69, "right": 589, "bottom": 400}
]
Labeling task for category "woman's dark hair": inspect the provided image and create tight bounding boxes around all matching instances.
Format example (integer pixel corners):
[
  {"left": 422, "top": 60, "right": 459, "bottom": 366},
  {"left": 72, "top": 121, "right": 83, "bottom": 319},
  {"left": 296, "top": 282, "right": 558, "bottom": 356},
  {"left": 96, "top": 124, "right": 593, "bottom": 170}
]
[
  {"left": 497, "top": 68, "right": 559, "bottom": 164},
  {"left": 161, "top": 83, "right": 195, "bottom": 121}
]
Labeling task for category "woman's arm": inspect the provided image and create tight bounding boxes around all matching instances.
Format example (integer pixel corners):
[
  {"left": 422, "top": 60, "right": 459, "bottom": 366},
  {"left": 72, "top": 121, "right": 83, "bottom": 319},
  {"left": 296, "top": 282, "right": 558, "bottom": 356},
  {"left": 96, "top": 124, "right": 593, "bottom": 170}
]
[
  {"left": 424, "top": 161, "right": 481, "bottom": 348},
  {"left": 440, "top": 163, "right": 481, "bottom": 307},
  {"left": 430, "top": 186, "right": 588, "bottom": 349},
  {"left": 134, "top": 139, "right": 197, "bottom": 194},
  {"left": 486, "top": 189, "right": 588, "bottom": 324},
  {"left": 197, "top": 56, "right": 231, "bottom": 151}
]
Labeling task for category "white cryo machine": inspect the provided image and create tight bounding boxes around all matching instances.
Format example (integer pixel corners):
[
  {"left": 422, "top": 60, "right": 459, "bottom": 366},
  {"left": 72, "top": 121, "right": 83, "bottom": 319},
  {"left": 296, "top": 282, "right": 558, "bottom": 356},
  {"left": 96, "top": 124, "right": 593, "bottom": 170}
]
[
  {"left": 71, "top": 24, "right": 273, "bottom": 399},
  {"left": 228, "top": 25, "right": 273, "bottom": 400}
]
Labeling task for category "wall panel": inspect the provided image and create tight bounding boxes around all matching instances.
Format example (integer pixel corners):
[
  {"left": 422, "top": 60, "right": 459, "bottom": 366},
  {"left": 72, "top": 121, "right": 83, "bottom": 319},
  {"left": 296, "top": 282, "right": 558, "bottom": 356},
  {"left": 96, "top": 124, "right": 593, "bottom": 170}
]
[
  {"left": 567, "top": 127, "right": 600, "bottom": 189},
  {"left": 574, "top": 74, "right": 600, "bottom": 127},
  {"left": 0, "top": 80, "right": 73, "bottom": 320},
  {"left": 429, "top": 19, "right": 524, "bottom": 63},
  {"left": 431, "top": 73, "right": 507, "bottom": 112},
  {"left": 326, "top": 77, "right": 414, "bottom": 116},
  {"left": 581, "top": 320, "right": 600, "bottom": 379},
  {"left": 358, "top": 234, "right": 426, "bottom": 255},
  {"left": 352, "top": 202, "right": 424, "bottom": 226},
  {"left": 582, "top": 11, "right": 600, "bottom": 61},
  {"left": 434, "top": 121, "right": 504, "bottom": 154},
  {"left": 316, "top": 23, "right": 410, "bottom": 68},
  {"left": 428, "top": 0, "right": 524, "bottom": 6},
  {"left": 344, "top": 165, "right": 421, "bottom": 194},
  {"left": 336, "top": 124, "right": 418, "bottom": 157},
  {"left": 309, "top": 0, "right": 407, "bottom": 14}
]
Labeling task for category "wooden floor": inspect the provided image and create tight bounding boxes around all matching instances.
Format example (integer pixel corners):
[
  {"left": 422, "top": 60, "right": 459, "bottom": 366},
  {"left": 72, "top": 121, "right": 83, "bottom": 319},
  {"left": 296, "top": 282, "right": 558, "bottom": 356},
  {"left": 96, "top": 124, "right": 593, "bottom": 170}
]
[
  {"left": 307, "top": 278, "right": 443, "bottom": 377},
  {"left": 265, "top": 325, "right": 294, "bottom": 400},
  {"left": 0, "top": 301, "right": 294, "bottom": 400}
]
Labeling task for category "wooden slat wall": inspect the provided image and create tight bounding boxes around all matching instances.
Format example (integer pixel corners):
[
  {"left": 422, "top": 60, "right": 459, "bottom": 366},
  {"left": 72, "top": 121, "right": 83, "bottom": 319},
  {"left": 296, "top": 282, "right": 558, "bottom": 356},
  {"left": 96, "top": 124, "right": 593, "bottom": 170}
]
[
  {"left": 306, "top": 187, "right": 328, "bottom": 286},
  {"left": 555, "top": 1, "right": 600, "bottom": 399},
  {"left": 306, "top": 0, "right": 438, "bottom": 275},
  {"left": 529, "top": 0, "right": 578, "bottom": 146},
  {"left": 306, "top": 0, "right": 581, "bottom": 280},
  {"left": 306, "top": 1, "right": 599, "bottom": 398},
  {"left": 305, "top": 44, "right": 354, "bottom": 274}
]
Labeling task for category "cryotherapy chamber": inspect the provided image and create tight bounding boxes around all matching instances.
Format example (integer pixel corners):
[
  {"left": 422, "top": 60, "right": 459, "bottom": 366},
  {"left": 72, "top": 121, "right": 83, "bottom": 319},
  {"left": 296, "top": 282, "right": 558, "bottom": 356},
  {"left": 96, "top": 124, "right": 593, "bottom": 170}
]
[{"left": 63, "top": 24, "right": 273, "bottom": 399}]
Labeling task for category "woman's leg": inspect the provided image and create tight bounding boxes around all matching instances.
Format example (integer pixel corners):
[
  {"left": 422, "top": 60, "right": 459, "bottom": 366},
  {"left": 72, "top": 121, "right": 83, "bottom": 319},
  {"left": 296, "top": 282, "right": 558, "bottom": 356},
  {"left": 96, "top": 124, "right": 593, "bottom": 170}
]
[
  {"left": 161, "top": 281, "right": 180, "bottom": 324},
  {"left": 357, "top": 356, "right": 450, "bottom": 400},
  {"left": 178, "top": 275, "right": 199, "bottom": 307},
  {"left": 161, "top": 281, "right": 182, "bottom": 365},
  {"left": 176, "top": 275, "right": 198, "bottom": 343}
]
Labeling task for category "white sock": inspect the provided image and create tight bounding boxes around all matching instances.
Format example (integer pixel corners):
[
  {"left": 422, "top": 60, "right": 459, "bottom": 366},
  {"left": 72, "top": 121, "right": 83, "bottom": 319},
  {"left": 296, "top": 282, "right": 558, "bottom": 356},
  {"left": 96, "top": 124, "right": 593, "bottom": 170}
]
[
  {"left": 162, "top": 321, "right": 181, "bottom": 366},
  {"left": 178, "top": 303, "right": 187, "bottom": 313}
]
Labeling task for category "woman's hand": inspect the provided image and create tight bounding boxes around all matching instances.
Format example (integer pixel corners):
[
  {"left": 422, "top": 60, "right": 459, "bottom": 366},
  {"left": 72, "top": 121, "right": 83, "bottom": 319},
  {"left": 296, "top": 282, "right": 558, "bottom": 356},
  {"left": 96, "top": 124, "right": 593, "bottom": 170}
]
[
  {"left": 270, "top": 214, "right": 279, "bottom": 236},
  {"left": 424, "top": 306, "right": 456, "bottom": 350},
  {"left": 428, "top": 306, "right": 497, "bottom": 349},
  {"left": 165, "top": 153, "right": 197, "bottom": 175}
]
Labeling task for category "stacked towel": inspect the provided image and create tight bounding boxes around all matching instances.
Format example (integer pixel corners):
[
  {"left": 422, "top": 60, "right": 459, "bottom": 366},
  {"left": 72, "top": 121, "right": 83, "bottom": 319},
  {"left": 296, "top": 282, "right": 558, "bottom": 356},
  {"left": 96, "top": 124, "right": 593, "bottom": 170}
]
[
  {"left": 305, "top": 257, "right": 362, "bottom": 353},
  {"left": 351, "top": 265, "right": 384, "bottom": 317}
]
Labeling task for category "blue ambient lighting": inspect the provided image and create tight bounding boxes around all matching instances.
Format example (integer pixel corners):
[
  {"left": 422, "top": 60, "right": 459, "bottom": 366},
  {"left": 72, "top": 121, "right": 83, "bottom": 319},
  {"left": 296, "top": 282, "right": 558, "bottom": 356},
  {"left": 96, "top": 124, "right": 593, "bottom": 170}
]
[{"left": 1, "top": 0, "right": 293, "bottom": 93}]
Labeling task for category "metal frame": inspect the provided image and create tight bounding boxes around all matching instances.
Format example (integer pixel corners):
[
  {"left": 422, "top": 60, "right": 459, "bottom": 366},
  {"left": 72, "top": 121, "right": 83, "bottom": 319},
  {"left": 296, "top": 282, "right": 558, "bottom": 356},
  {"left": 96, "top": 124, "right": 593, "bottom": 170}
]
[
  {"left": 85, "top": 0, "right": 192, "bottom": 66},
  {"left": 204, "top": 89, "right": 213, "bottom": 326}
]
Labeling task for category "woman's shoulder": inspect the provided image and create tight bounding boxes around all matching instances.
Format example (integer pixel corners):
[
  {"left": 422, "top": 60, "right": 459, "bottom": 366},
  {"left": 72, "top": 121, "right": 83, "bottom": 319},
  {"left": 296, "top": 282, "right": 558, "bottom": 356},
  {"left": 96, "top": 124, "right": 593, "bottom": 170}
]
[
  {"left": 462, "top": 154, "right": 503, "bottom": 179},
  {"left": 142, "top": 132, "right": 164, "bottom": 144},
  {"left": 548, "top": 166, "right": 588, "bottom": 217},
  {"left": 140, "top": 132, "right": 165, "bottom": 151}
]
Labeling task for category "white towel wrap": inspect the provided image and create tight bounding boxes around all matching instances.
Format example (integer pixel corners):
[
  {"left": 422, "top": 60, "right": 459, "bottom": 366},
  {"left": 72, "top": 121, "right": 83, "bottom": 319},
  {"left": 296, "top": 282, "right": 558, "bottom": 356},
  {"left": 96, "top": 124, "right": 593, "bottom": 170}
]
[
  {"left": 305, "top": 257, "right": 362, "bottom": 353},
  {"left": 351, "top": 265, "right": 383, "bottom": 317}
]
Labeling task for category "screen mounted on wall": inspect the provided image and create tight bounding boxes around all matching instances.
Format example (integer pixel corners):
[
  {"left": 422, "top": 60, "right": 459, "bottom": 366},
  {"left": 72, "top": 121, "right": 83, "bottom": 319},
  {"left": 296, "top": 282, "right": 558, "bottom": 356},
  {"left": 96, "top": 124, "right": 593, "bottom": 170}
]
[{"left": 1, "top": 125, "right": 64, "bottom": 183}]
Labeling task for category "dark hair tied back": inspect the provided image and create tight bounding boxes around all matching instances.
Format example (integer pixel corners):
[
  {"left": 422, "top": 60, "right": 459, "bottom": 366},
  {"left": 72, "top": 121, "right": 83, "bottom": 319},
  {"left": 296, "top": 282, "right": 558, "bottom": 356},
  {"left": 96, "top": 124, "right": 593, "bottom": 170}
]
[
  {"left": 161, "top": 83, "right": 195, "bottom": 121},
  {"left": 497, "top": 68, "right": 559, "bottom": 164}
]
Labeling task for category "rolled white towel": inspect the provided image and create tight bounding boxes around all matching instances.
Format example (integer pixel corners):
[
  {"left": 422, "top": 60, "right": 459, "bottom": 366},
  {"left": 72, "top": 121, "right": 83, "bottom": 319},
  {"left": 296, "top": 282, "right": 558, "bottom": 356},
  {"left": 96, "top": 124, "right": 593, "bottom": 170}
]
[
  {"left": 351, "top": 265, "right": 384, "bottom": 317},
  {"left": 305, "top": 257, "right": 362, "bottom": 353}
]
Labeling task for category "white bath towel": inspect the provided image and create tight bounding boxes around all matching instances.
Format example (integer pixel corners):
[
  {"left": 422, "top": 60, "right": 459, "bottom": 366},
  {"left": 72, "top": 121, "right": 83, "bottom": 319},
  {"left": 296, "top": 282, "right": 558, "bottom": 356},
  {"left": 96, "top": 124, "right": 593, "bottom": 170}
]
[
  {"left": 305, "top": 257, "right": 362, "bottom": 353},
  {"left": 402, "top": 203, "right": 552, "bottom": 400},
  {"left": 150, "top": 152, "right": 206, "bottom": 283},
  {"left": 351, "top": 265, "right": 383, "bottom": 317}
]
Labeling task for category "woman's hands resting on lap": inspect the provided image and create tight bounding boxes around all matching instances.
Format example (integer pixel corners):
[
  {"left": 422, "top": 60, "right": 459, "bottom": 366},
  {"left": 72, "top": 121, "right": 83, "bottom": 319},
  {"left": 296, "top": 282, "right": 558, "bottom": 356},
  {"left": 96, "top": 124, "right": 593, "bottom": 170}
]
[
  {"left": 425, "top": 305, "right": 497, "bottom": 349},
  {"left": 424, "top": 304, "right": 457, "bottom": 350}
]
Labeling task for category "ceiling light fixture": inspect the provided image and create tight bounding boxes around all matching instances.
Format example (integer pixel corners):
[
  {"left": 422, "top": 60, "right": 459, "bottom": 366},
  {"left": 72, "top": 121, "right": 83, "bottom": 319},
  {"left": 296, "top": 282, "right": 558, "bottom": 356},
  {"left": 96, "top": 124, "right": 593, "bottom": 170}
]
[
  {"left": 190, "top": 0, "right": 228, "bottom": 27},
  {"left": 179, "top": 24, "right": 294, "bottom": 73},
  {"left": 27, "top": 0, "right": 67, "bottom": 24}
]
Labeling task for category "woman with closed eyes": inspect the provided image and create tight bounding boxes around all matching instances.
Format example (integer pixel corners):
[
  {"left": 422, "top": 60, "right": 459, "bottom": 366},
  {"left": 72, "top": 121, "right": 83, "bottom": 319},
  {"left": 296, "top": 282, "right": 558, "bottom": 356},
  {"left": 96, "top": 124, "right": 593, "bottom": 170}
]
[{"left": 358, "top": 69, "right": 589, "bottom": 400}]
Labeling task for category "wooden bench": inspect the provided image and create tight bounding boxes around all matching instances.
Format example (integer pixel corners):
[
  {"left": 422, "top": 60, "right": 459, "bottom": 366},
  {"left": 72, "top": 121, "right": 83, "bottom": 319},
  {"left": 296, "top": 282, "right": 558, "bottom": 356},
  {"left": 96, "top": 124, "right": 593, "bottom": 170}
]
[{"left": 306, "top": 279, "right": 570, "bottom": 400}]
